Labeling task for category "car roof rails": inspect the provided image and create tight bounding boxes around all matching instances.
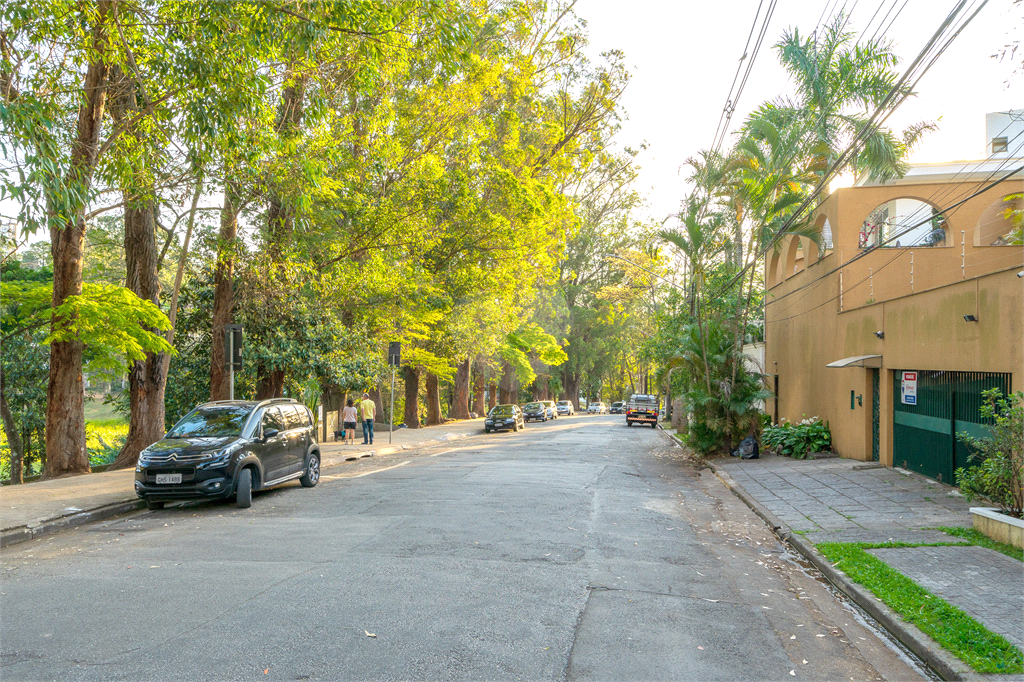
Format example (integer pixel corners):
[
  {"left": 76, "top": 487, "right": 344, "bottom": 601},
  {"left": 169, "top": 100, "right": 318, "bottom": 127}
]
[{"left": 255, "top": 397, "right": 300, "bottom": 408}]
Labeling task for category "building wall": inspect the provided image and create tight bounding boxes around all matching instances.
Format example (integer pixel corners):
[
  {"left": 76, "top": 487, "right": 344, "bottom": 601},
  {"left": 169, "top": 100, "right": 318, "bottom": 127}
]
[{"left": 765, "top": 179, "right": 1023, "bottom": 466}]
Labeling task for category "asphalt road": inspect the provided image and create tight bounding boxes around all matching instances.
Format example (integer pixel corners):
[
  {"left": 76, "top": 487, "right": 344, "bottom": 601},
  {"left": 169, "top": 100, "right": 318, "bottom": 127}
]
[{"left": 1, "top": 415, "right": 930, "bottom": 681}]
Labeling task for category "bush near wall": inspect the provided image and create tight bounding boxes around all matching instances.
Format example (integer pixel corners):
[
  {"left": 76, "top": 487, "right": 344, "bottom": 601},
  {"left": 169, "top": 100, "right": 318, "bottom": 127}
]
[{"left": 762, "top": 416, "right": 832, "bottom": 459}]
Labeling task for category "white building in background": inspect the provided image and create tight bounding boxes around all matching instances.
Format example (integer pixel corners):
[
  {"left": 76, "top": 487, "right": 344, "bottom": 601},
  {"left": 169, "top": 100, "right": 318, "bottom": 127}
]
[{"left": 855, "top": 109, "right": 1024, "bottom": 188}]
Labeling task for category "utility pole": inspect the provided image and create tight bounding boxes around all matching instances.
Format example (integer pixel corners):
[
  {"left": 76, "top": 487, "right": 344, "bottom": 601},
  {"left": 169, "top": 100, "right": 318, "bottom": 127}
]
[
  {"left": 225, "top": 325, "right": 243, "bottom": 401},
  {"left": 388, "top": 342, "right": 401, "bottom": 444}
]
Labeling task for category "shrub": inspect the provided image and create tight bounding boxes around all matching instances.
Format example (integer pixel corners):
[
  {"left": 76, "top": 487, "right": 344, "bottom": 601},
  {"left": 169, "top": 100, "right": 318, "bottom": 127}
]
[
  {"left": 955, "top": 390, "right": 1023, "bottom": 518},
  {"left": 762, "top": 416, "right": 832, "bottom": 459}
]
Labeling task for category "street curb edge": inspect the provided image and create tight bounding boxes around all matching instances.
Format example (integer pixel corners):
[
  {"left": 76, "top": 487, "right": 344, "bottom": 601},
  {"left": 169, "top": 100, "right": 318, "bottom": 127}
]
[
  {"left": 1, "top": 499, "right": 146, "bottom": 549},
  {"left": 706, "top": 461, "right": 982, "bottom": 682}
]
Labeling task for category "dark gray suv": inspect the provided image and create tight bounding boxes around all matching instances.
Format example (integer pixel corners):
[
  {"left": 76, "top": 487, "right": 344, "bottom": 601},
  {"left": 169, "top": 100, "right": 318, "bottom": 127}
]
[{"left": 135, "top": 399, "right": 321, "bottom": 510}]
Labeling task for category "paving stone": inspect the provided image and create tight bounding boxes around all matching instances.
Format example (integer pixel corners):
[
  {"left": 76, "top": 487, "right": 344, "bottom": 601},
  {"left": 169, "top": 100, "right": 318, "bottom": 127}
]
[{"left": 868, "top": 546, "right": 1024, "bottom": 651}]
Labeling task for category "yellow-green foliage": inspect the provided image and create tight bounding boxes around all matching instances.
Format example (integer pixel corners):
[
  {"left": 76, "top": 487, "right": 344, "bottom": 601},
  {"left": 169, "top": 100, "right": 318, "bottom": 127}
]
[{"left": 85, "top": 419, "right": 129, "bottom": 467}]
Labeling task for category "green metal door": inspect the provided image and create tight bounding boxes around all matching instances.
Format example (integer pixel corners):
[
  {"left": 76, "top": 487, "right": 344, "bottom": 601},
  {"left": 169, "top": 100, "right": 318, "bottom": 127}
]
[{"left": 892, "top": 371, "right": 1010, "bottom": 483}]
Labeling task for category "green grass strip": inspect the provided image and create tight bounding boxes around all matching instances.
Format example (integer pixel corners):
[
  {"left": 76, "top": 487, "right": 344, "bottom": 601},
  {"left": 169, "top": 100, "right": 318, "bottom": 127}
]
[
  {"left": 818, "top": 542, "right": 1024, "bottom": 674},
  {"left": 936, "top": 526, "right": 1024, "bottom": 562}
]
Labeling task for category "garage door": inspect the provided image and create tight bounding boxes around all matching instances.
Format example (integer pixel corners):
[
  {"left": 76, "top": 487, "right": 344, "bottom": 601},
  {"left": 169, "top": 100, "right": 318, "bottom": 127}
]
[{"left": 892, "top": 370, "right": 1011, "bottom": 483}]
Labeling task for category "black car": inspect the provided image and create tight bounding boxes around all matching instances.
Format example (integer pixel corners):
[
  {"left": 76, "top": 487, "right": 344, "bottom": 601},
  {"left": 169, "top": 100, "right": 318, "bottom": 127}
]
[
  {"left": 522, "top": 401, "right": 554, "bottom": 422},
  {"left": 610, "top": 401, "right": 625, "bottom": 414},
  {"left": 135, "top": 399, "right": 321, "bottom": 510},
  {"left": 484, "top": 404, "right": 525, "bottom": 432}
]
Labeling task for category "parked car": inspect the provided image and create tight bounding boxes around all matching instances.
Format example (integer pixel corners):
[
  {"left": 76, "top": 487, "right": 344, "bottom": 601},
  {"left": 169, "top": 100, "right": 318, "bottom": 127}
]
[
  {"left": 556, "top": 400, "right": 575, "bottom": 416},
  {"left": 135, "top": 399, "right": 321, "bottom": 510},
  {"left": 610, "top": 401, "right": 625, "bottom": 414},
  {"left": 540, "top": 400, "right": 559, "bottom": 419},
  {"left": 484, "top": 404, "right": 525, "bottom": 432},
  {"left": 522, "top": 401, "right": 554, "bottom": 422},
  {"left": 588, "top": 402, "right": 607, "bottom": 414}
]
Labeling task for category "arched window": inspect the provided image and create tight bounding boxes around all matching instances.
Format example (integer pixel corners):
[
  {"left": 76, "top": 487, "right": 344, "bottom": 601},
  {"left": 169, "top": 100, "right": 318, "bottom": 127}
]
[
  {"left": 860, "top": 198, "right": 947, "bottom": 249},
  {"left": 815, "top": 215, "right": 833, "bottom": 250},
  {"left": 975, "top": 193, "right": 1022, "bottom": 246}
]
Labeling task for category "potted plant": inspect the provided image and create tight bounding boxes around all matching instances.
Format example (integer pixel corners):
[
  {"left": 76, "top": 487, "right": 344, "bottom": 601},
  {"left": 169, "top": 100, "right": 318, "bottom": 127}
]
[{"left": 956, "top": 389, "right": 1024, "bottom": 548}]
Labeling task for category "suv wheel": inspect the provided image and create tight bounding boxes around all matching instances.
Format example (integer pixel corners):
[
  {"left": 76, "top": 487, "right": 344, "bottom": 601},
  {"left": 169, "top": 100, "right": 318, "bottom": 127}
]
[
  {"left": 236, "top": 468, "right": 253, "bottom": 508},
  {"left": 300, "top": 453, "right": 320, "bottom": 488},
  {"left": 146, "top": 499, "right": 164, "bottom": 511}
]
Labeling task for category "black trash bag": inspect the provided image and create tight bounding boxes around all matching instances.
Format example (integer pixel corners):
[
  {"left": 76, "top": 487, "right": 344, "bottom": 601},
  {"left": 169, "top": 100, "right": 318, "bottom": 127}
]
[{"left": 731, "top": 435, "right": 759, "bottom": 459}]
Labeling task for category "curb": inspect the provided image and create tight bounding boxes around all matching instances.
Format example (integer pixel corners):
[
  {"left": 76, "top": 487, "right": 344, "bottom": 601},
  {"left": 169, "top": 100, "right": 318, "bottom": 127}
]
[
  {"left": 1, "top": 499, "right": 146, "bottom": 549},
  {"left": 706, "top": 461, "right": 985, "bottom": 682},
  {"left": 2, "top": 430, "right": 480, "bottom": 550}
]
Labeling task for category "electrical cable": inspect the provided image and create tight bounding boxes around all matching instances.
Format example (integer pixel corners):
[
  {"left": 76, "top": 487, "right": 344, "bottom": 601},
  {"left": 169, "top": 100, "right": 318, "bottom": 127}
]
[{"left": 708, "top": 0, "right": 986, "bottom": 299}]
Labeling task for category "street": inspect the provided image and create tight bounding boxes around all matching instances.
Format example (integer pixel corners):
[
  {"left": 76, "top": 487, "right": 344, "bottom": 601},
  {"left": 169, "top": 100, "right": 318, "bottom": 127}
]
[{"left": 1, "top": 416, "right": 930, "bottom": 681}]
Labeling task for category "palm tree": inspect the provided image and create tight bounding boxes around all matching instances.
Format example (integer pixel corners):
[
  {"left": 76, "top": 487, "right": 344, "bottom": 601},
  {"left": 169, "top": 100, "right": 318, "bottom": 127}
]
[{"left": 774, "top": 12, "right": 933, "bottom": 183}]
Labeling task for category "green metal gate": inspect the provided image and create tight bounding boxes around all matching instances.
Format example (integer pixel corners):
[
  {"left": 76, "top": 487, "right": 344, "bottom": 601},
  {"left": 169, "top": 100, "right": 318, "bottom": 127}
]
[{"left": 892, "top": 370, "right": 1011, "bottom": 483}]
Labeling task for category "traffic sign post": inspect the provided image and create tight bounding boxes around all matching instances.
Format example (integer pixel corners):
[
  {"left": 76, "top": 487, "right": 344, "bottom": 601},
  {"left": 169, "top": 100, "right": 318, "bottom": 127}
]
[
  {"left": 388, "top": 342, "right": 401, "bottom": 444},
  {"left": 225, "top": 325, "right": 243, "bottom": 401}
]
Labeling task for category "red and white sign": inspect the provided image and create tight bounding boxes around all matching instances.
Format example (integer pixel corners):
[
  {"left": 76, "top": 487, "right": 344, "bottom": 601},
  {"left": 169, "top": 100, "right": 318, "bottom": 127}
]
[{"left": 901, "top": 371, "right": 918, "bottom": 405}]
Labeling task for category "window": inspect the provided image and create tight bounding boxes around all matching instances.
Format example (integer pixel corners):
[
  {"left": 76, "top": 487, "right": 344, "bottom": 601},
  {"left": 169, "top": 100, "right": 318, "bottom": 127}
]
[
  {"left": 280, "top": 405, "right": 304, "bottom": 430},
  {"left": 992, "top": 137, "right": 1008, "bottom": 154},
  {"left": 262, "top": 407, "right": 286, "bottom": 433}
]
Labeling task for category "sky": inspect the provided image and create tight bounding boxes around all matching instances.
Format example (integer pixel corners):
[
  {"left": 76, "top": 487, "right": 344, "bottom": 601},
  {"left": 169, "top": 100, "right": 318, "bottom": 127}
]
[{"left": 576, "top": 0, "right": 1022, "bottom": 222}]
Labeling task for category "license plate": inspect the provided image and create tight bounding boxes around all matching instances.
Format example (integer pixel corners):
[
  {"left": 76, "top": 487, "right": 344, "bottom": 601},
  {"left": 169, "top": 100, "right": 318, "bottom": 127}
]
[{"left": 155, "top": 473, "right": 182, "bottom": 484}]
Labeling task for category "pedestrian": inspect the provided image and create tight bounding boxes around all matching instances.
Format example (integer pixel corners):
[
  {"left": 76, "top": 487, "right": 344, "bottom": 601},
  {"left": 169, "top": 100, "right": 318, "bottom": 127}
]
[
  {"left": 359, "top": 392, "right": 376, "bottom": 445},
  {"left": 342, "top": 398, "right": 358, "bottom": 445}
]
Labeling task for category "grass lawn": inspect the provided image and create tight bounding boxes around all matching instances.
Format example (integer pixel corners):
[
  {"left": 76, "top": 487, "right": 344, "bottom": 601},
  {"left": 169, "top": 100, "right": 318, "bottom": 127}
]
[
  {"left": 818, "top": 541, "right": 1023, "bottom": 674},
  {"left": 84, "top": 399, "right": 124, "bottom": 423}
]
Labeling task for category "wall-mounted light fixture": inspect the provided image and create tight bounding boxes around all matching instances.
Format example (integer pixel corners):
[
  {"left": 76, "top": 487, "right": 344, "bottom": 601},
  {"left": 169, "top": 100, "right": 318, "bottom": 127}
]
[
  {"left": 963, "top": 314, "right": 978, "bottom": 322},
  {"left": 874, "top": 331, "right": 884, "bottom": 339}
]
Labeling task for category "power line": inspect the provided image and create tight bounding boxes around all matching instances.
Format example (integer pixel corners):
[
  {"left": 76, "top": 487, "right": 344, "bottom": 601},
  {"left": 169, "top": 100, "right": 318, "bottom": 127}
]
[
  {"left": 763, "top": 164, "right": 1023, "bottom": 323},
  {"left": 709, "top": 0, "right": 988, "bottom": 299},
  {"left": 767, "top": 131, "right": 1024, "bottom": 315}
]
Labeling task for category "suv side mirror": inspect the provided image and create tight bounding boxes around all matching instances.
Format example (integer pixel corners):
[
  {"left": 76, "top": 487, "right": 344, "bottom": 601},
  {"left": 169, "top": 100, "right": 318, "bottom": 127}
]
[{"left": 263, "top": 428, "right": 279, "bottom": 441}]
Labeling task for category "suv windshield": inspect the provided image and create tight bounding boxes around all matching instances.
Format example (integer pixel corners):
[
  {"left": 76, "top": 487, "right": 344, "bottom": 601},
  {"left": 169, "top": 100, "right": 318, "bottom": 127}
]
[
  {"left": 524, "top": 402, "right": 542, "bottom": 410},
  {"left": 167, "top": 405, "right": 252, "bottom": 438},
  {"left": 557, "top": 401, "right": 570, "bottom": 406},
  {"left": 490, "top": 405, "right": 515, "bottom": 416}
]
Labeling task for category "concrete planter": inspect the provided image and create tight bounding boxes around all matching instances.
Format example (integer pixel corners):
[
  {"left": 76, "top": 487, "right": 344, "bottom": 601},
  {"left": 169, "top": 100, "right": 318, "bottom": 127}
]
[{"left": 970, "top": 507, "right": 1024, "bottom": 549}]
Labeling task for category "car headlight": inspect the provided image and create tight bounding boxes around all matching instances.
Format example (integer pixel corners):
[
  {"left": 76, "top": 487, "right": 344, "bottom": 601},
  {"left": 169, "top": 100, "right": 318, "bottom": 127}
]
[{"left": 201, "top": 441, "right": 243, "bottom": 467}]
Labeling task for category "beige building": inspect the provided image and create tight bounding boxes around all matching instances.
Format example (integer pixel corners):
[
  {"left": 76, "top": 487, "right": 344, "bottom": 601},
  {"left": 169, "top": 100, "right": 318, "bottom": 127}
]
[{"left": 765, "top": 111, "right": 1023, "bottom": 482}]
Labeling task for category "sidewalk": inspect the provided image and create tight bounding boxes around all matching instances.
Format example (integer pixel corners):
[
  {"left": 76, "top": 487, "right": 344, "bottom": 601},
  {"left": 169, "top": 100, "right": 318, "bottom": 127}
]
[
  {"left": 1, "top": 419, "right": 484, "bottom": 547},
  {"left": 712, "top": 453, "right": 1023, "bottom": 680}
]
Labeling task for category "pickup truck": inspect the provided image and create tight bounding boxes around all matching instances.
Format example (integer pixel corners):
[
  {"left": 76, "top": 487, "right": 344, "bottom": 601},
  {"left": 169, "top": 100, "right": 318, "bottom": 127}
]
[{"left": 625, "top": 394, "right": 660, "bottom": 428}]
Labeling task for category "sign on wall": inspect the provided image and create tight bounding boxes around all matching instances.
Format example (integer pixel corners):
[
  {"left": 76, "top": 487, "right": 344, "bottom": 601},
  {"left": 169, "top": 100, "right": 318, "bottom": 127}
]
[{"left": 901, "top": 371, "right": 918, "bottom": 405}]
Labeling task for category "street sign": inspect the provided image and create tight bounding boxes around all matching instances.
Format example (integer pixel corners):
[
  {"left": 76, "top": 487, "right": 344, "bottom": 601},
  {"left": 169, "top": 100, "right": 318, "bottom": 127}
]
[
  {"left": 388, "top": 341, "right": 401, "bottom": 367},
  {"left": 225, "top": 324, "right": 243, "bottom": 370},
  {"left": 901, "top": 371, "right": 917, "bottom": 405}
]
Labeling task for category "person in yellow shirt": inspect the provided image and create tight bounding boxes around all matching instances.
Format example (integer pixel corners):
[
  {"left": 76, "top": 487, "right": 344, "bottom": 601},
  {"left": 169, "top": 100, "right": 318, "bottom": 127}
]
[{"left": 359, "top": 392, "right": 376, "bottom": 444}]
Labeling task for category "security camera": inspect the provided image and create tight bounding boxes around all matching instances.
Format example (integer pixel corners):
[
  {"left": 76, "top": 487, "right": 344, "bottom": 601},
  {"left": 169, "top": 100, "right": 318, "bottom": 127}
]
[
  {"left": 874, "top": 331, "right": 884, "bottom": 339},
  {"left": 963, "top": 314, "right": 978, "bottom": 322}
]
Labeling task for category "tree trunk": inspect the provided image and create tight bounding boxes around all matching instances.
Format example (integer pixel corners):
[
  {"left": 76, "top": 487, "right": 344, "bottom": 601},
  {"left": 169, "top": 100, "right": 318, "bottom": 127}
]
[
  {"left": 487, "top": 382, "right": 497, "bottom": 410},
  {"left": 210, "top": 181, "right": 239, "bottom": 400},
  {"left": 369, "top": 385, "right": 385, "bottom": 425},
  {"left": 45, "top": 2, "right": 111, "bottom": 478},
  {"left": 255, "top": 365, "right": 285, "bottom": 399},
  {"left": 108, "top": 65, "right": 167, "bottom": 471},
  {"left": 471, "top": 359, "right": 486, "bottom": 416},
  {"left": 563, "top": 372, "right": 581, "bottom": 411},
  {"left": 498, "top": 360, "right": 516, "bottom": 404},
  {"left": 451, "top": 358, "right": 470, "bottom": 420},
  {"left": 403, "top": 366, "right": 420, "bottom": 428},
  {"left": 0, "top": 365, "right": 25, "bottom": 484},
  {"left": 425, "top": 372, "right": 443, "bottom": 426},
  {"left": 267, "top": 74, "right": 305, "bottom": 262}
]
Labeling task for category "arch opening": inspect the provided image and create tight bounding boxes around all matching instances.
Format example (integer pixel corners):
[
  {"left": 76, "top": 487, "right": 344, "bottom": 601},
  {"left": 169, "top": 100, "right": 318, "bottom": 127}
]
[
  {"left": 975, "top": 193, "right": 1022, "bottom": 246},
  {"left": 859, "top": 198, "right": 948, "bottom": 249}
]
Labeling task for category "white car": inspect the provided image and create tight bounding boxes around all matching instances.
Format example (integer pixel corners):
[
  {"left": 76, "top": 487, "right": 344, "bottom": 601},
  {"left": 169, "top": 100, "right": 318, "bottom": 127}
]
[
  {"left": 588, "top": 402, "right": 607, "bottom": 414},
  {"left": 555, "top": 400, "right": 575, "bottom": 416}
]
